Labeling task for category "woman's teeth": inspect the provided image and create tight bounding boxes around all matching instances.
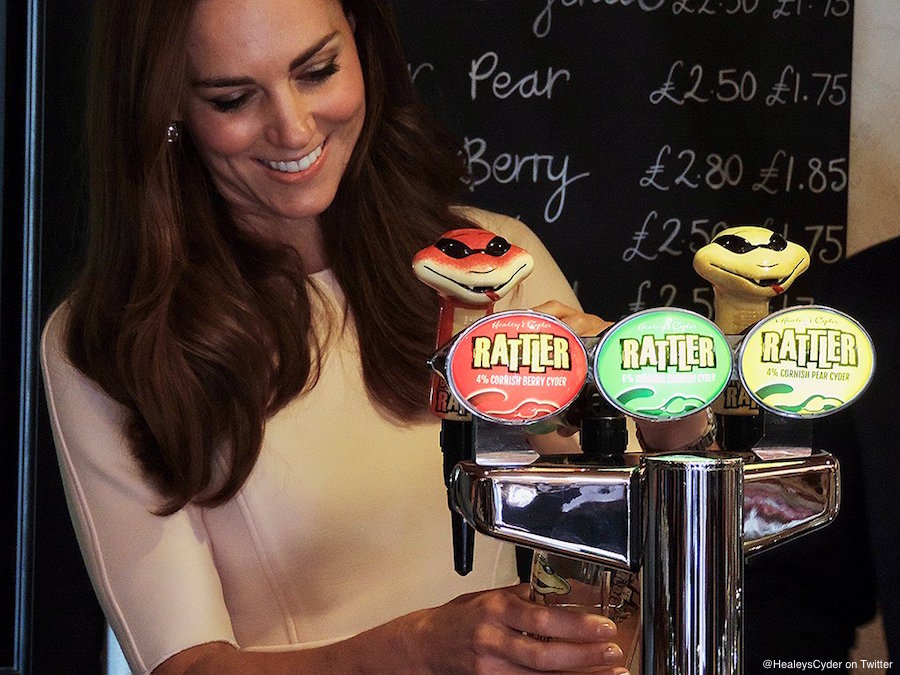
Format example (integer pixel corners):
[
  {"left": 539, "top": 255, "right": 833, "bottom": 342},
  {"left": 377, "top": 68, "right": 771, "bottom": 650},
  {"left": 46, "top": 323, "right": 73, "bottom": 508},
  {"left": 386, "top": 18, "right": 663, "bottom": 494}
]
[{"left": 266, "top": 145, "right": 322, "bottom": 173}]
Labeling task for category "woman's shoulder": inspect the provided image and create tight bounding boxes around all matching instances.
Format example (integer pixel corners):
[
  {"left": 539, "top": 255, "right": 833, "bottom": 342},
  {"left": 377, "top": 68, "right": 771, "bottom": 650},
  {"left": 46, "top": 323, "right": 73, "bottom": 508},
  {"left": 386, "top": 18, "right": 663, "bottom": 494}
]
[
  {"left": 450, "top": 205, "right": 547, "bottom": 251},
  {"left": 450, "top": 205, "right": 579, "bottom": 310},
  {"left": 41, "top": 302, "right": 72, "bottom": 369},
  {"left": 453, "top": 205, "right": 525, "bottom": 235},
  {"left": 40, "top": 301, "right": 107, "bottom": 404}
]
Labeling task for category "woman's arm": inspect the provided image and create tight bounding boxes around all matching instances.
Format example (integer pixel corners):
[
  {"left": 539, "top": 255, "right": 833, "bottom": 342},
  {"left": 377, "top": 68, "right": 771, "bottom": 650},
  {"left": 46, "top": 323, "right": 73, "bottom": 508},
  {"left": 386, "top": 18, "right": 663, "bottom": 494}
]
[
  {"left": 41, "top": 307, "right": 240, "bottom": 673},
  {"left": 154, "top": 585, "right": 627, "bottom": 674}
]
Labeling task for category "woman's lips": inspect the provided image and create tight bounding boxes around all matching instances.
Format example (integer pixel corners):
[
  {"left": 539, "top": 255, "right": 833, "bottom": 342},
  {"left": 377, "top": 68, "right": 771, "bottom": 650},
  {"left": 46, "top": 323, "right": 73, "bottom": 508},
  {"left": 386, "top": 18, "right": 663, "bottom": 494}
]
[{"left": 263, "top": 144, "right": 323, "bottom": 173}]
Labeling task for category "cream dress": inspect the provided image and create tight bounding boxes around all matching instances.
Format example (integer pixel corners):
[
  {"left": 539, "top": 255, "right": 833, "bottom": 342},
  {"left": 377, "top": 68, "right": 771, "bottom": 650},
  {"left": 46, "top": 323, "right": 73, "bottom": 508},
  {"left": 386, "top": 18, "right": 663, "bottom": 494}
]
[{"left": 41, "top": 209, "right": 582, "bottom": 674}]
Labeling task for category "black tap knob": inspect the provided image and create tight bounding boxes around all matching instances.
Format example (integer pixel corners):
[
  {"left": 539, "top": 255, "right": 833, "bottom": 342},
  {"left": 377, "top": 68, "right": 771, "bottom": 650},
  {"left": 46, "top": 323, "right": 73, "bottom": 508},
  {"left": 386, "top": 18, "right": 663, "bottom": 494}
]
[
  {"left": 440, "top": 419, "right": 475, "bottom": 575},
  {"left": 575, "top": 391, "right": 628, "bottom": 459}
]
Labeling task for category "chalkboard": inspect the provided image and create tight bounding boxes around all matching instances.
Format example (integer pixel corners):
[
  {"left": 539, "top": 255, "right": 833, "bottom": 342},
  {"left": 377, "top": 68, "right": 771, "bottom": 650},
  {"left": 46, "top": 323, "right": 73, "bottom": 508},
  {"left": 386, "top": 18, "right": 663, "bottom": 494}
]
[{"left": 395, "top": 0, "right": 853, "bottom": 321}]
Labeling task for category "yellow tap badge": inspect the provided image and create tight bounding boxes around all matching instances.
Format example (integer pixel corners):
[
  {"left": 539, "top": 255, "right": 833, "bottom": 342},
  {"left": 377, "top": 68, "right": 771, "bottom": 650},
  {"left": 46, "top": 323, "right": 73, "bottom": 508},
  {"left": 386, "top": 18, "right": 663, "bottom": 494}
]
[{"left": 737, "top": 306, "right": 875, "bottom": 418}]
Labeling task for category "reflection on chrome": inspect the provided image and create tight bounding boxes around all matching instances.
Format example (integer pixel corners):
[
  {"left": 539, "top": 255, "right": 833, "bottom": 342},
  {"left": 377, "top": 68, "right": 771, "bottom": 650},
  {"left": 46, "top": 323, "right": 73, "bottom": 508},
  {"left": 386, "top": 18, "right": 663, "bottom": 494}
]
[
  {"left": 743, "top": 452, "right": 839, "bottom": 554},
  {"left": 449, "top": 448, "right": 839, "bottom": 675}
]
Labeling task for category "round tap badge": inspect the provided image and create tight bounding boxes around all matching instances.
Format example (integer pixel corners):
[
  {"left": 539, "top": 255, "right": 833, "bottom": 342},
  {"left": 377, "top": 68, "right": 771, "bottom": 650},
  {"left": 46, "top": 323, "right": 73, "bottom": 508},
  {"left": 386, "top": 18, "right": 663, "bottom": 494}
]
[
  {"left": 737, "top": 305, "right": 875, "bottom": 419},
  {"left": 592, "top": 308, "right": 732, "bottom": 421},
  {"left": 445, "top": 310, "right": 588, "bottom": 425}
]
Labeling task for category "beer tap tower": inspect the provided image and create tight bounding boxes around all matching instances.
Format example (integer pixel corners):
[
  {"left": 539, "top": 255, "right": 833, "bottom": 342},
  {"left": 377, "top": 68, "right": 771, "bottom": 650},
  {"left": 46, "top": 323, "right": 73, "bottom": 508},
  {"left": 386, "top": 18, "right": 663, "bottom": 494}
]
[{"left": 417, "top": 228, "right": 874, "bottom": 674}]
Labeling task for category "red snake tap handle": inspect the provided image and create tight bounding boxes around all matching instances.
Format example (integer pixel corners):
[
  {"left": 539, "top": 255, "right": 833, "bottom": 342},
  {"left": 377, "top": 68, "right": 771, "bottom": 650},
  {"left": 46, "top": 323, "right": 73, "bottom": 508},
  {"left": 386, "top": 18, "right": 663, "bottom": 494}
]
[
  {"left": 413, "top": 228, "right": 535, "bottom": 418},
  {"left": 413, "top": 228, "right": 534, "bottom": 574}
]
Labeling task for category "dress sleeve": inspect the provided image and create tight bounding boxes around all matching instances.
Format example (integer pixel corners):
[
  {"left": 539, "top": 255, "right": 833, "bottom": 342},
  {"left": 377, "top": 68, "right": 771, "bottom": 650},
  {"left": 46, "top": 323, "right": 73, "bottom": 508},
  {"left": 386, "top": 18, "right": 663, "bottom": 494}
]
[{"left": 40, "top": 306, "right": 238, "bottom": 675}]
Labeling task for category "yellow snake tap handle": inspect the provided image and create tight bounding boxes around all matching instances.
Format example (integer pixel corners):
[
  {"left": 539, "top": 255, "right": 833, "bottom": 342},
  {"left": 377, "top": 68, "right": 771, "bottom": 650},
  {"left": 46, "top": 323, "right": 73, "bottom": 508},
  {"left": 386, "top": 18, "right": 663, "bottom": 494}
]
[
  {"left": 693, "top": 226, "right": 810, "bottom": 428},
  {"left": 693, "top": 226, "right": 810, "bottom": 334}
]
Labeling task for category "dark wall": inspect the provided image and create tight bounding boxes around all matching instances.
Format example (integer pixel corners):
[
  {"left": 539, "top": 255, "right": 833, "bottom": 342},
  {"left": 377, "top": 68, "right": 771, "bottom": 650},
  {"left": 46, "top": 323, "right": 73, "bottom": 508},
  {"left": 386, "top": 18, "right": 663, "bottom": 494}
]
[
  {"left": 32, "top": 0, "right": 103, "bottom": 670},
  {"left": 394, "top": 1, "right": 854, "bottom": 319},
  {"left": 3, "top": 0, "right": 103, "bottom": 673},
  {"left": 1, "top": 0, "right": 21, "bottom": 668}
]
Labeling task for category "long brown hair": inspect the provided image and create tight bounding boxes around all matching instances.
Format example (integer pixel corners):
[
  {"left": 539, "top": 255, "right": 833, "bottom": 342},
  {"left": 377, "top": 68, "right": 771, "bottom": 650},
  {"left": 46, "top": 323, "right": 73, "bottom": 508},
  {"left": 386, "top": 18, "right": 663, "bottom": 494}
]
[{"left": 67, "top": 0, "right": 473, "bottom": 513}]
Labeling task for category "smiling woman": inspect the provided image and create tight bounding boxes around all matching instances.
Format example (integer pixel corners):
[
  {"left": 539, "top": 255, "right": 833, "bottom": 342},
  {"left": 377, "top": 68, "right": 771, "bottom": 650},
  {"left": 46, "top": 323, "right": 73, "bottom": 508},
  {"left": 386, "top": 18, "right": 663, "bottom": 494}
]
[
  {"left": 36, "top": 0, "right": 638, "bottom": 673},
  {"left": 182, "top": 0, "right": 366, "bottom": 267}
]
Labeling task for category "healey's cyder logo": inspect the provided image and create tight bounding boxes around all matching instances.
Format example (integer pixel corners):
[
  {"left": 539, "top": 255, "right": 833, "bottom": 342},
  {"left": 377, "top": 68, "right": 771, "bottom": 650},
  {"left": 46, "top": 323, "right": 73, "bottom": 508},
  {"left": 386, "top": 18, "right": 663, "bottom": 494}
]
[
  {"left": 471, "top": 333, "right": 572, "bottom": 373},
  {"left": 619, "top": 334, "right": 717, "bottom": 372}
]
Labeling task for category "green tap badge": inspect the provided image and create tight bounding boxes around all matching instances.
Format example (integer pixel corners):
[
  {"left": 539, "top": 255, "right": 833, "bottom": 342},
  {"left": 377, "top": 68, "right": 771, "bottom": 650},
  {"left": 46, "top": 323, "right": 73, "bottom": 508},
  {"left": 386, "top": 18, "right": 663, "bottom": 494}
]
[
  {"left": 592, "top": 308, "right": 733, "bottom": 421},
  {"left": 737, "top": 305, "right": 875, "bottom": 418}
]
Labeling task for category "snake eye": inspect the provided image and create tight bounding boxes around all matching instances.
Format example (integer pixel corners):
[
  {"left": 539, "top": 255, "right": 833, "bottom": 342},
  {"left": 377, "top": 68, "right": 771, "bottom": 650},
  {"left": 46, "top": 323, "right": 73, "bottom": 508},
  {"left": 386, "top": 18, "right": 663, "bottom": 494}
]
[
  {"left": 766, "top": 233, "right": 788, "bottom": 251},
  {"left": 435, "top": 238, "right": 474, "bottom": 259},
  {"left": 484, "top": 236, "right": 511, "bottom": 257},
  {"left": 713, "top": 234, "right": 756, "bottom": 254}
]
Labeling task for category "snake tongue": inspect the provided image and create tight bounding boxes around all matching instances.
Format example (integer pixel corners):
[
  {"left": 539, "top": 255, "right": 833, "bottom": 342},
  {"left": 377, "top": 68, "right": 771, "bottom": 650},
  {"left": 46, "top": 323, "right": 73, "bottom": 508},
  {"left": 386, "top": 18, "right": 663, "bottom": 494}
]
[
  {"left": 486, "top": 290, "right": 500, "bottom": 301},
  {"left": 771, "top": 283, "right": 785, "bottom": 295}
]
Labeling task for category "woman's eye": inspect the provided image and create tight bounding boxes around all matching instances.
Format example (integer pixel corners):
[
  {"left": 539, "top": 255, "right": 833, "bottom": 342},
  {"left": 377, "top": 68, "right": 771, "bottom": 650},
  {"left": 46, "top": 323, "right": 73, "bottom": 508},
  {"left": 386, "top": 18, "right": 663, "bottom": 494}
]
[
  {"left": 210, "top": 94, "right": 251, "bottom": 113},
  {"left": 304, "top": 60, "right": 340, "bottom": 83}
]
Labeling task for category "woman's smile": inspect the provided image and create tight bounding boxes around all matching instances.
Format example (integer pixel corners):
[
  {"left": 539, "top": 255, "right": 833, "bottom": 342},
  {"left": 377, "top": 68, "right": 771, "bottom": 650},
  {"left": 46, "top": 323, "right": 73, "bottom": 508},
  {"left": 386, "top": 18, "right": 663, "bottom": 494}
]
[{"left": 262, "top": 144, "right": 324, "bottom": 174}]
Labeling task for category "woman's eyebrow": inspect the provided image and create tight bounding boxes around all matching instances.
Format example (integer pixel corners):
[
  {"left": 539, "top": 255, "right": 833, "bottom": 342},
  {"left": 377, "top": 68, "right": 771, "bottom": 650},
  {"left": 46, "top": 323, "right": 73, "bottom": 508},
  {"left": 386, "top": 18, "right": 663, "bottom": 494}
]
[{"left": 192, "top": 31, "right": 340, "bottom": 88}]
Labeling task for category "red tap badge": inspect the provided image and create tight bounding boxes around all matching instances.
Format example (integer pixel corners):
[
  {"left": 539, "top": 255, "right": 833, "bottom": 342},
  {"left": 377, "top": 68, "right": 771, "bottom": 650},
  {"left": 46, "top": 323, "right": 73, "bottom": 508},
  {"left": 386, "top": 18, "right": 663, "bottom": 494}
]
[{"left": 445, "top": 310, "right": 588, "bottom": 425}]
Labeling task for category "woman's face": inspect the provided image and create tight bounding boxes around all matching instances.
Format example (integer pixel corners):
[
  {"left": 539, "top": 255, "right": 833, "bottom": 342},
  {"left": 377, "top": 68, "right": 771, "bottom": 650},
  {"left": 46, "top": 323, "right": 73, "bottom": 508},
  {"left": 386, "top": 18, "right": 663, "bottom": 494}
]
[{"left": 183, "top": 0, "right": 366, "bottom": 246}]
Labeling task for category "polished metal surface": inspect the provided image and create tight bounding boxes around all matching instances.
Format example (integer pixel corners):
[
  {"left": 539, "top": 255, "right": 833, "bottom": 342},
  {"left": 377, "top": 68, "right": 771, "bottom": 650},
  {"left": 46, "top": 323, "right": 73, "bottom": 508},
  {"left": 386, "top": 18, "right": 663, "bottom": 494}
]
[
  {"left": 743, "top": 451, "right": 840, "bottom": 555},
  {"left": 643, "top": 455, "right": 744, "bottom": 675},
  {"left": 448, "top": 448, "right": 840, "bottom": 674},
  {"left": 451, "top": 457, "right": 643, "bottom": 568},
  {"left": 471, "top": 418, "right": 540, "bottom": 466}
]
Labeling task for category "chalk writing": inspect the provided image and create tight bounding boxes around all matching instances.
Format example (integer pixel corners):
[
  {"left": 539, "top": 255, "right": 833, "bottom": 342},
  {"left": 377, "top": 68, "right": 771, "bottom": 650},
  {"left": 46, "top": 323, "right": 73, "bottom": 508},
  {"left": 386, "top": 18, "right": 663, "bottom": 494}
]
[
  {"left": 530, "top": 0, "right": 773, "bottom": 39},
  {"left": 640, "top": 146, "right": 848, "bottom": 194},
  {"left": 772, "top": 0, "right": 850, "bottom": 19},
  {"left": 532, "top": 0, "right": 667, "bottom": 39},
  {"left": 408, "top": 62, "right": 434, "bottom": 84},
  {"left": 766, "top": 67, "right": 849, "bottom": 107},
  {"left": 395, "top": 1, "right": 851, "bottom": 319},
  {"left": 651, "top": 62, "right": 849, "bottom": 107},
  {"left": 469, "top": 52, "right": 571, "bottom": 101},
  {"left": 624, "top": 211, "right": 731, "bottom": 262},
  {"left": 752, "top": 151, "right": 848, "bottom": 195},
  {"left": 640, "top": 145, "right": 743, "bottom": 191},
  {"left": 463, "top": 137, "right": 590, "bottom": 224}
]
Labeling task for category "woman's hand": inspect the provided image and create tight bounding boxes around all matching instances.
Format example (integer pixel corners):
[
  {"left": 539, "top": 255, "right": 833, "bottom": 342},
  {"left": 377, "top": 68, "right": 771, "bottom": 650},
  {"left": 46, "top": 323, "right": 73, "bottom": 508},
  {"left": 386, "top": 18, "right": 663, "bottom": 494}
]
[
  {"left": 633, "top": 408, "right": 716, "bottom": 453},
  {"left": 532, "top": 300, "right": 611, "bottom": 338},
  {"left": 407, "top": 584, "right": 628, "bottom": 674},
  {"left": 153, "top": 585, "right": 628, "bottom": 674}
]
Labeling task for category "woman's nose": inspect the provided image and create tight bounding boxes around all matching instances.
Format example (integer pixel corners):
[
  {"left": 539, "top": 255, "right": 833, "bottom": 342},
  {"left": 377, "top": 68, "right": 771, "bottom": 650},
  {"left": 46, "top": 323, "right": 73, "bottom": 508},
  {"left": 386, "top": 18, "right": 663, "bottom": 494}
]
[{"left": 265, "top": 88, "right": 315, "bottom": 148}]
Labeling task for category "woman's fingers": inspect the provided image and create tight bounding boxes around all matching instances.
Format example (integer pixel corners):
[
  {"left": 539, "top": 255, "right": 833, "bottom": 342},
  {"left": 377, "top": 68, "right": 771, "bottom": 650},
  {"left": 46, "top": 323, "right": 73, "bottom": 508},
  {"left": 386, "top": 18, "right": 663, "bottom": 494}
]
[
  {"left": 509, "top": 592, "right": 616, "bottom": 643},
  {"left": 501, "top": 624, "right": 625, "bottom": 673},
  {"left": 435, "top": 585, "right": 630, "bottom": 674},
  {"left": 532, "top": 300, "right": 611, "bottom": 337},
  {"left": 491, "top": 590, "right": 625, "bottom": 672}
]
